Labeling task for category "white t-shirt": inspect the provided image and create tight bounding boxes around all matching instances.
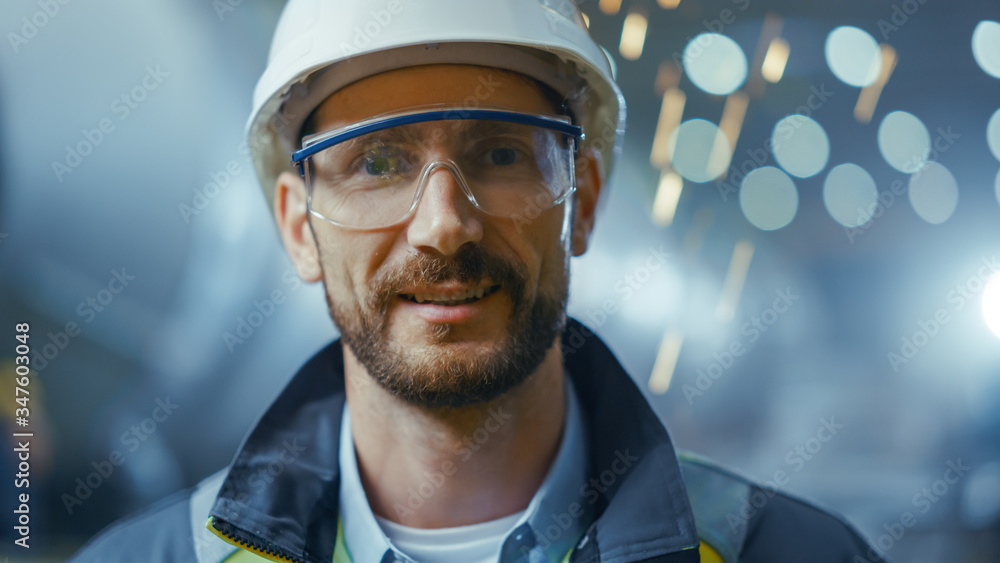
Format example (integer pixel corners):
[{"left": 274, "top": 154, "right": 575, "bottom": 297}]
[{"left": 374, "top": 509, "right": 525, "bottom": 563}]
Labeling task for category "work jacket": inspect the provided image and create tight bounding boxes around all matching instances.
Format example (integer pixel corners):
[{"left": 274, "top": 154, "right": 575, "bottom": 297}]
[{"left": 71, "top": 318, "right": 884, "bottom": 562}]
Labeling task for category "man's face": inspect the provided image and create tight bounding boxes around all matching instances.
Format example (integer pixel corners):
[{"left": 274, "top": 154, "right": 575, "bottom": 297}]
[{"left": 281, "top": 65, "right": 590, "bottom": 409}]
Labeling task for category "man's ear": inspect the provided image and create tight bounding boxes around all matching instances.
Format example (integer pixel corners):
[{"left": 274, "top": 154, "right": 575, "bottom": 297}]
[
  {"left": 570, "top": 149, "right": 604, "bottom": 257},
  {"left": 275, "top": 171, "right": 323, "bottom": 282}
]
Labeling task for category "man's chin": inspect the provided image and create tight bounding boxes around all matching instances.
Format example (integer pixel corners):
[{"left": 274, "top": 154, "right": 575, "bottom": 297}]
[
  {"left": 366, "top": 338, "right": 524, "bottom": 409},
  {"left": 387, "top": 326, "right": 509, "bottom": 357},
  {"left": 388, "top": 308, "right": 511, "bottom": 347}
]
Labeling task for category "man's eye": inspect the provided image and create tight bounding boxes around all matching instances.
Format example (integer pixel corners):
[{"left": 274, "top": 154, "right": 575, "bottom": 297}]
[
  {"left": 358, "top": 144, "right": 408, "bottom": 177},
  {"left": 488, "top": 147, "right": 518, "bottom": 166},
  {"left": 365, "top": 156, "right": 398, "bottom": 175}
]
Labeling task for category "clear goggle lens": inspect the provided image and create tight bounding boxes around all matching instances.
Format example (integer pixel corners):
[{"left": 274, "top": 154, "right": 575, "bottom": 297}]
[{"left": 295, "top": 110, "right": 581, "bottom": 229}]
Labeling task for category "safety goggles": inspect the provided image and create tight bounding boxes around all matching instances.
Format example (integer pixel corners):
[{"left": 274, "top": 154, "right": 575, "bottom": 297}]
[{"left": 290, "top": 107, "right": 584, "bottom": 230}]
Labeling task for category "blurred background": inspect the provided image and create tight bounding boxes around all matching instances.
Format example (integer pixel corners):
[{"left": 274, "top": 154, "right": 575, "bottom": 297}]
[{"left": 1, "top": 0, "right": 999, "bottom": 560}]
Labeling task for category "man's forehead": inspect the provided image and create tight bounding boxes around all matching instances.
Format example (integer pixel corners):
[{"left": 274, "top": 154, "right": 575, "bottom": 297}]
[{"left": 305, "top": 64, "right": 555, "bottom": 135}]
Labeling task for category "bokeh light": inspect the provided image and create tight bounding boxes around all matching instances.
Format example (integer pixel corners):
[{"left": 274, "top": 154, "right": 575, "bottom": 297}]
[
  {"left": 772, "top": 115, "right": 830, "bottom": 178},
  {"left": 739, "top": 167, "right": 798, "bottom": 231},
  {"left": 878, "top": 111, "right": 931, "bottom": 173},
  {"left": 987, "top": 108, "right": 1000, "bottom": 161},
  {"left": 825, "top": 26, "right": 882, "bottom": 87},
  {"left": 984, "top": 274, "right": 1000, "bottom": 339},
  {"left": 682, "top": 33, "right": 748, "bottom": 96},
  {"left": 909, "top": 161, "right": 959, "bottom": 224},
  {"left": 668, "top": 118, "right": 730, "bottom": 183},
  {"left": 972, "top": 20, "right": 1000, "bottom": 79},
  {"left": 823, "top": 163, "right": 879, "bottom": 228}
]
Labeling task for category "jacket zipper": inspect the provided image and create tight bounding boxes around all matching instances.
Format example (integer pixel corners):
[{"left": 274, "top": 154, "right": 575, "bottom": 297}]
[{"left": 207, "top": 515, "right": 309, "bottom": 563}]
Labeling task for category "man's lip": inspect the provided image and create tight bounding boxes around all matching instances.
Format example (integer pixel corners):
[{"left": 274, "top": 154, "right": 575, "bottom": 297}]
[
  {"left": 397, "top": 281, "right": 498, "bottom": 296},
  {"left": 396, "top": 284, "right": 502, "bottom": 323}
]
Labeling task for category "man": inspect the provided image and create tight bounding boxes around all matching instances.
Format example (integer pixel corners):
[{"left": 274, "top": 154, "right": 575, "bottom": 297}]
[{"left": 72, "top": 1, "right": 884, "bottom": 561}]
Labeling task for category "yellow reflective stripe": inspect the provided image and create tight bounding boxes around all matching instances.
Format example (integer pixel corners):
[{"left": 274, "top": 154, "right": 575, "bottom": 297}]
[
  {"left": 332, "top": 515, "right": 352, "bottom": 563},
  {"left": 206, "top": 516, "right": 296, "bottom": 563},
  {"left": 209, "top": 515, "right": 351, "bottom": 563},
  {"left": 223, "top": 547, "right": 273, "bottom": 562},
  {"left": 698, "top": 540, "right": 724, "bottom": 563}
]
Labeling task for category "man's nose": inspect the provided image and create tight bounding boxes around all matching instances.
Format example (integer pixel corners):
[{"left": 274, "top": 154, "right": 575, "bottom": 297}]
[{"left": 405, "top": 162, "right": 484, "bottom": 256}]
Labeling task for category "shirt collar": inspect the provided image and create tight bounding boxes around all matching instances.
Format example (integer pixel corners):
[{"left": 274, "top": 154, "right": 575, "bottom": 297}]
[{"left": 338, "top": 373, "right": 592, "bottom": 563}]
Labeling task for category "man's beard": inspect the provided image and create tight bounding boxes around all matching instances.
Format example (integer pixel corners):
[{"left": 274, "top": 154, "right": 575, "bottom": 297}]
[{"left": 325, "top": 245, "right": 568, "bottom": 409}]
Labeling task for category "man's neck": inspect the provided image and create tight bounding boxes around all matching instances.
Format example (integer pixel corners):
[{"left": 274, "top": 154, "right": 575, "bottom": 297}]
[{"left": 342, "top": 341, "right": 567, "bottom": 529}]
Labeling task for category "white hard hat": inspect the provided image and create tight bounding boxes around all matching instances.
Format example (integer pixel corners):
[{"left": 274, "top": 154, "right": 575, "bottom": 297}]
[{"left": 247, "top": 0, "right": 627, "bottom": 209}]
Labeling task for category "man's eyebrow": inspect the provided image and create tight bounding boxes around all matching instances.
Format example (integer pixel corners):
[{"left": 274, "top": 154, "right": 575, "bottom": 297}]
[
  {"left": 337, "top": 125, "right": 427, "bottom": 152},
  {"left": 454, "top": 119, "right": 529, "bottom": 140},
  {"left": 333, "top": 119, "right": 534, "bottom": 154}
]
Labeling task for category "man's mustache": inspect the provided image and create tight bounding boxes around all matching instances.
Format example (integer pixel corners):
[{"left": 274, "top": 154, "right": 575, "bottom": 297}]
[{"left": 367, "top": 245, "right": 528, "bottom": 308}]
